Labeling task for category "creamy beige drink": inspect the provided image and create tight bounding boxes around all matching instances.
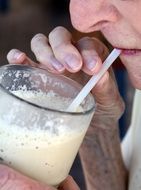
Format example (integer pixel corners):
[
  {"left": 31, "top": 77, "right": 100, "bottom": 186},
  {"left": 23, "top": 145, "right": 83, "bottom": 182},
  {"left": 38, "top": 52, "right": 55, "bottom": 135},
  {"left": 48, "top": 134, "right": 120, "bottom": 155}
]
[
  {"left": 0, "top": 121, "right": 86, "bottom": 186},
  {"left": 0, "top": 64, "right": 95, "bottom": 187},
  {"left": 0, "top": 90, "right": 90, "bottom": 186}
]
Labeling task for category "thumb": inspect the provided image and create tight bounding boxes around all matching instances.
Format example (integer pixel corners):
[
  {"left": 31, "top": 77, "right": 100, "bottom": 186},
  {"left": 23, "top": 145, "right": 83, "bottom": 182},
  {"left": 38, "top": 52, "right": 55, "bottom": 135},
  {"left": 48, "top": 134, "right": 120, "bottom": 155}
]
[{"left": 0, "top": 164, "right": 56, "bottom": 190}]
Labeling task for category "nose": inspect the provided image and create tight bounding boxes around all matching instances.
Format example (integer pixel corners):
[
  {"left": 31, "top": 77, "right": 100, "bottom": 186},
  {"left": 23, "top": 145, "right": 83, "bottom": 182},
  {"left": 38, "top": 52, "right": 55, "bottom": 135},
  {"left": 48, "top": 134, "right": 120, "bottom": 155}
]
[{"left": 69, "top": 0, "right": 119, "bottom": 33}]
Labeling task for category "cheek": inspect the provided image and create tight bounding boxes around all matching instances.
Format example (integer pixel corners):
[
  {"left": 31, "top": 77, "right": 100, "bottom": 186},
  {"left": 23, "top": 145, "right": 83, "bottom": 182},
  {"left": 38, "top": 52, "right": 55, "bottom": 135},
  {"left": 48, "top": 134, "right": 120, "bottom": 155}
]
[
  {"left": 128, "top": 73, "right": 141, "bottom": 89},
  {"left": 132, "top": 16, "right": 141, "bottom": 35},
  {"left": 69, "top": 0, "right": 82, "bottom": 28},
  {"left": 117, "top": 3, "right": 141, "bottom": 35}
]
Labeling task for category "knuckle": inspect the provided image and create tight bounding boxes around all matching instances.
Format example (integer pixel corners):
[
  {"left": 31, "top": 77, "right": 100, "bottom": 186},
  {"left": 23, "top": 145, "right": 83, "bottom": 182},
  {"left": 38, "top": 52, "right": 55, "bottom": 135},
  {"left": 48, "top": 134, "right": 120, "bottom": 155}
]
[
  {"left": 31, "top": 33, "right": 46, "bottom": 46},
  {"left": 36, "top": 54, "right": 47, "bottom": 63},
  {"left": 49, "top": 27, "right": 61, "bottom": 40},
  {"left": 117, "top": 96, "right": 125, "bottom": 119},
  {"left": 33, "top": 51, "right": 44, "bottom": 63},
  {"left": 52, "top": 42, "right": 66, "bottom": 52},
  {"left": 49, "top": 36, "right": 67, "bottom": 54},
  {"left": 110, "top": 96, "right": 125, "bottom": 120},
  {"left": 49, "top": 27, "right": 71, "bottom": 49},
  {"left": 49, "top": 26, "right": 67, "bottom": 38},
  {"left": 36, "top": 55, "right": 52, "bottom": 69}
]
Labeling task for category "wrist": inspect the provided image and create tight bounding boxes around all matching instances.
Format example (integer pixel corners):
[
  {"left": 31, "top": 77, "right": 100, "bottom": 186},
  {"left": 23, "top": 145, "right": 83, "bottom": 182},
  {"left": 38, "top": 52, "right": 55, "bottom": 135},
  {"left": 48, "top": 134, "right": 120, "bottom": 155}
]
[
  {"left": 80, "top": 121, "right": 127, "bottom": 190},
  {"left": 91, "top": 97, "right": 125, "bottom": 130}
]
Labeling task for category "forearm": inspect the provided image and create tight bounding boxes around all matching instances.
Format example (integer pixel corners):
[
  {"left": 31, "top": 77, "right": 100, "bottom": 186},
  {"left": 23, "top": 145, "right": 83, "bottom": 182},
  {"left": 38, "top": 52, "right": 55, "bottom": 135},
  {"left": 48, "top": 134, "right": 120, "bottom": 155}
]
[{"left": 79, "top": 117, "right": 128, "bottom": 190}]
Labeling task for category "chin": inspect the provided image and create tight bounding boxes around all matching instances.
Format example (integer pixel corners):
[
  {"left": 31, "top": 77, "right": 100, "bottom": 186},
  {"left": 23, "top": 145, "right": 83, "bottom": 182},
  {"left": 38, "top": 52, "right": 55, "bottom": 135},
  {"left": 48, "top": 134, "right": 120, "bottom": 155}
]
[
  {"left": 132, "top": 83, "right": 141, "bottom": 90},
  {"left": 119, "top": 57, "right": 141, "bottom": 89},
  {"left": 129, "top": 76, "right": 141, "bottom": 90}
]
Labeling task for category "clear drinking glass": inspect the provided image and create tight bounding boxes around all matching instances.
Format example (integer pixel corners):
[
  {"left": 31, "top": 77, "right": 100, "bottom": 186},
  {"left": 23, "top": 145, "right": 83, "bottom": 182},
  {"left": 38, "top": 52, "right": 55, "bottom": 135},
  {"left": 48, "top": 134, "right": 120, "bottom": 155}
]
[{"left": 0, "top": 64, "right": 95, "bottom": 187}]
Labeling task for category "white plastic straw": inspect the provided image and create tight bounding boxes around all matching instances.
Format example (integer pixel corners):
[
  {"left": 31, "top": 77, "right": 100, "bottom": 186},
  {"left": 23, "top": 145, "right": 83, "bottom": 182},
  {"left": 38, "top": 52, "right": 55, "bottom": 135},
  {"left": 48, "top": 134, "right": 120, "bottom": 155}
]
[{"left": 67, "top": 48, "right": 121, "bottom": 112}]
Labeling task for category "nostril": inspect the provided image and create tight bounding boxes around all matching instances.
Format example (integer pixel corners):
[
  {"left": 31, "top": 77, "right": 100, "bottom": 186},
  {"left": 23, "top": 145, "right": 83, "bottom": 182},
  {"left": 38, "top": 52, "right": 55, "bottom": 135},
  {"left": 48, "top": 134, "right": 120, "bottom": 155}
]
[{"left": 70, "top": 1, "right": 119, "bottom": 33}]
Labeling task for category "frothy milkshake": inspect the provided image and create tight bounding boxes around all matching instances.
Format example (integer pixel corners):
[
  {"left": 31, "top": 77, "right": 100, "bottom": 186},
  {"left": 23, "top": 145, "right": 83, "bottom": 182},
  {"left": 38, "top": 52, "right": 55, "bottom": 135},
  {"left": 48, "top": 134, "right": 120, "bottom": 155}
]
[{"left": 0, "top": 90, "right": 92, "bottom": 186}]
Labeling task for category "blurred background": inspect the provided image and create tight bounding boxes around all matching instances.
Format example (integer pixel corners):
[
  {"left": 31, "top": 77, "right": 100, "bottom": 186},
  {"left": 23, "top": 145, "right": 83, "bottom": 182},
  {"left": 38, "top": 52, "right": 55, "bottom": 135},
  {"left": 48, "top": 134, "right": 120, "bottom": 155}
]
[{"left": 0, "top": 0, "right": 134, "bottom": 189}]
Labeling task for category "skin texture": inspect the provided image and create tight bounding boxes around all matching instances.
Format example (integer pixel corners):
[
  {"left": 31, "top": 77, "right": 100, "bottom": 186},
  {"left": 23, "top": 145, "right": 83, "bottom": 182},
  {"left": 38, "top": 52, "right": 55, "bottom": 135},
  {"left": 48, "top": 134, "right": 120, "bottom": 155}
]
[
  {"left": 4, "top": 0, "right": 141, "bottom": 189},
  {"left": 70, "top": 0, "right": 141, "bottom": 89},
  {"left": 0, "top": 164, "right": 55, "bottom": 190},
  {"left": 0, "top": 165, "right": 79, "bottom": 190}
]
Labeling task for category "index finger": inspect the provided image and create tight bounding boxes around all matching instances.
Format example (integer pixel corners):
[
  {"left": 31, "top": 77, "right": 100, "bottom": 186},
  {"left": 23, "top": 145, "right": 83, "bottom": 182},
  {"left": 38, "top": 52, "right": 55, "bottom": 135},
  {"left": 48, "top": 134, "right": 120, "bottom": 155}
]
[{"left": 49, "top": 26, "right": 83, "bottom": 73}]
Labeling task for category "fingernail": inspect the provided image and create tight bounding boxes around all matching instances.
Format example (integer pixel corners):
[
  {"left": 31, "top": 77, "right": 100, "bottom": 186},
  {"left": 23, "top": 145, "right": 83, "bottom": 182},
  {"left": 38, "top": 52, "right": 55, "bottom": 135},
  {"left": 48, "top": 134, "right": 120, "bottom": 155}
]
[
  {"left": 87, "top": 58, "right": 97, "bottom": 70},
  {"left": 65, "top": 55, "right": 81, "bottom": 71},
  {"left": 52, "top": 59, "right": 65, "bottom": 71},
  {"left": 13, "top": 50, "right": 23, "bottom": 60}
]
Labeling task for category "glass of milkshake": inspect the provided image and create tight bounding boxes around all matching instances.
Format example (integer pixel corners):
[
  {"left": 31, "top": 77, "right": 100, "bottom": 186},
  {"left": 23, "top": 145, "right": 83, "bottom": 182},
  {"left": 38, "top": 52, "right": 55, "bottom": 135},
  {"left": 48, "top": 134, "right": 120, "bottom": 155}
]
[{"left": 0, "top": 64, "right": 95, "bottom": 187}]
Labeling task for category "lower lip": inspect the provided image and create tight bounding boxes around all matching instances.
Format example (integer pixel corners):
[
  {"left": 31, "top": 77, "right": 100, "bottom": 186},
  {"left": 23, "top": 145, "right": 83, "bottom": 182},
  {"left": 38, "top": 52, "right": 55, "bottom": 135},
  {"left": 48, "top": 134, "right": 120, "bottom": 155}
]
[{"left": 120, "top": 49, "right": 141, "bottom": 56}]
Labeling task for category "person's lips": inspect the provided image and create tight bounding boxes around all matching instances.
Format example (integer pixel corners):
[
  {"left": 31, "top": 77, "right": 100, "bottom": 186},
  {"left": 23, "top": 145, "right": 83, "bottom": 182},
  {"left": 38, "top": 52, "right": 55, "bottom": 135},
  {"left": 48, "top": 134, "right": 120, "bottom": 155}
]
[{"left": 116, "top": 48, "right": 141, "bottom": 56}]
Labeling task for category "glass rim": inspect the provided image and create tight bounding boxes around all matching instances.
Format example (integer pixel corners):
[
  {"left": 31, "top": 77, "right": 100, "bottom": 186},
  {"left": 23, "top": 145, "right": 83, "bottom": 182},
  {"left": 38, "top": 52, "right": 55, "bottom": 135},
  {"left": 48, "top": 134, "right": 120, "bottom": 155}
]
[{"left": 0, "top": 64, "right": 95, "bottom": 116}]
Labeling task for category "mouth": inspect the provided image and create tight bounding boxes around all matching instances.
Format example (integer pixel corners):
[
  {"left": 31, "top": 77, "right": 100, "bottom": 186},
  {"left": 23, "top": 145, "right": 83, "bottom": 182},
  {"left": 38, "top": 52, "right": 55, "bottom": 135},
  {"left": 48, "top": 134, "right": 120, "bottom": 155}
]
[{"left": 115, "top": 48, "right": 141, "bottom": 56}]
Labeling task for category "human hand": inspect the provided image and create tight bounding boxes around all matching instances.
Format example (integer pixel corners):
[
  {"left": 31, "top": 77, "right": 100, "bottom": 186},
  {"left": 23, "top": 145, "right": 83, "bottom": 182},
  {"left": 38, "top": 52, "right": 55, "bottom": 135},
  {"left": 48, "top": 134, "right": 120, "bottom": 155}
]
[
  {"left": 0, "top": 165, "right": 79, "bottom": 190},
  {"left": 7, "top": 26, "right": 124, "bottom": 121},
  {"left": 7, "top": 26, "right": 126, "bottom": 189},
  {"left": 0, "top": 164, "right": 55, "bottom": 190}
]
